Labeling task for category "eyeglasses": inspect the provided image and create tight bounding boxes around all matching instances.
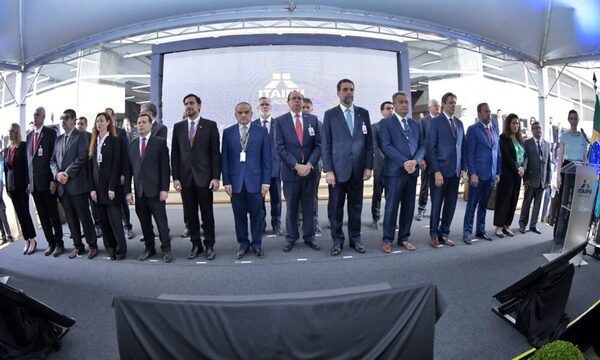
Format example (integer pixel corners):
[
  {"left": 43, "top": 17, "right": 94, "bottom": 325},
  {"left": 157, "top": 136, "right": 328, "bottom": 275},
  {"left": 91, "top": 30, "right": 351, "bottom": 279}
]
[
  {"left": 259, "top": 103, "right": 271, "bottom": 106},
  {"left": 60, "top": 116, "right": 70, "bottom": 120}
]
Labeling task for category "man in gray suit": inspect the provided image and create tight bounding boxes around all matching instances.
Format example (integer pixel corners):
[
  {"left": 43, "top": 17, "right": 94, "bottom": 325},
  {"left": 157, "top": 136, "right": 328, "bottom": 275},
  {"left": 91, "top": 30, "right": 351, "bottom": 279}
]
[
  {"left": 519, "top": 121, "right": 551, "bottom": 234},
  {"left": 50, "top": 109, "right": 98, "bottom": 259}
]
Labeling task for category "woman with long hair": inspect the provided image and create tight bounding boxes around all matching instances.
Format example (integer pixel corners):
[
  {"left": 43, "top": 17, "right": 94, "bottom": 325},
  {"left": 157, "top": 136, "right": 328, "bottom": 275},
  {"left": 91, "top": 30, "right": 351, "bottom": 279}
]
[
  {"left": 89, "top": 112, "right": 127, "bottom": 260},
  {"left": 3, "top": 123, "right": 37, "bottom": 254},
  {"left": 494, "top": 114, "right": 525, "bottom": 237}
]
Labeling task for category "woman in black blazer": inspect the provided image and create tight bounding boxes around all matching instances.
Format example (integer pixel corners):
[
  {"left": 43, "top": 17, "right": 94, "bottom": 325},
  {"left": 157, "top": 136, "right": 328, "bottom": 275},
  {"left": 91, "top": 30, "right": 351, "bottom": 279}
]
[
  {"left": 494, "top": 114, "right": 525, "bottom": 237},
  {"left": 89, "top": 112, "right": 127, "bottom": 260},
  {"left": 3, "top": 123, "right": 37, "bottom": 254}
]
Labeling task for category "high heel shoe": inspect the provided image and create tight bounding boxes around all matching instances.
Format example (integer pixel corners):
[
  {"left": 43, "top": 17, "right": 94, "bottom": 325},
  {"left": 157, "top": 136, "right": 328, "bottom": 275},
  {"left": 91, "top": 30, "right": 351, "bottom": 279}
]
[
  {"left": 23, "top": 239, "right": 30, "bottom": 255},
  {"left": 26, "top": 239, "right": 37, "bottom": 255}
]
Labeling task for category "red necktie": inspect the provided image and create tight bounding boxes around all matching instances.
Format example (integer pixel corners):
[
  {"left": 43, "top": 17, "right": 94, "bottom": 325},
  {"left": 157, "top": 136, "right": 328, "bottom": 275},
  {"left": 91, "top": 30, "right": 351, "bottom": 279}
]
[
  {"left": 141, "top": 137, "right": 147, "bottom": 158},
  {"left": 7, "top": 147, "right": 15, "bottom": 167},
  {"left": 33, "top": 132, "right": 39, "bottom": 153},
  {"left": 295, "top": 114, "right": 303, "bottom": 145},
  {"left": 486, "top": 127, "right": 492, "bottom": 145}
]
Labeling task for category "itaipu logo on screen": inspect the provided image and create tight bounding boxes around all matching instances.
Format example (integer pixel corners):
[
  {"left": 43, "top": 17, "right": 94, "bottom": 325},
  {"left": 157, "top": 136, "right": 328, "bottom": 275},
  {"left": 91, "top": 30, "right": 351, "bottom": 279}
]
[
  {"left": 258, "top": 73, "right": 304, "bottom": 104},
  {"left": 578, "top": 178, "right": 593, "bottom": 195}
]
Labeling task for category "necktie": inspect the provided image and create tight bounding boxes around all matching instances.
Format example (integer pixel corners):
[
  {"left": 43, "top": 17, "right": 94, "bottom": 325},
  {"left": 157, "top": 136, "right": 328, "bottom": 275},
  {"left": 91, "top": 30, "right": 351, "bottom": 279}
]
[
  {"left": 449, "top": 117, "right": 457, "bottom": 138},
  {"left": 7, "top": 147, "right": 15, "bottom": 167},
  {"left": 63, "top": 134, "right": 69, "bottom": 152},
  {"left": 262, "top": 120, "right": 268, "bottom": 128},
  {"left": 295, "top": 114, "right": 303, "bottom": 145},
  {"left": 189, "top": 120, "right": 196, "bottom": 144},
  {"left": 486, "top": 126, "right": 492, "bottom": 145},
  {"left": 141, "top": 137, "right": 147, "bottom": 158},
  {"left": 401, "top": 118, "right": 408, "bottom": 132},
  {"left": 33, "top": 132, "right": 39, "bottom": 153},
  {"left": 241, "top": 125, "right": 248, "bottom": 150},
  {"left": 537, "top": 140, "right": 543, "bottom": 160},
  {"left": 345, "top": 108, "right": 353, "bottom": 135}
]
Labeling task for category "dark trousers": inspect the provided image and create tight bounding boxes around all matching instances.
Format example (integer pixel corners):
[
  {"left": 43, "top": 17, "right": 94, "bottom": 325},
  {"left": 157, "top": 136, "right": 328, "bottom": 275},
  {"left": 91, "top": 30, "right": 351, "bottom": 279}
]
[
  {"left": 463, "top": 179, "right": 494, "bottom": 236},
  {"left": 283, "top": 175, "right": 316, "bottom": 244},
  {"left": 429, "top": 175, "right": 459, "bottom": 238},
  {"left": 494, "top": 175, "right": 522, "bottom": 227},
  {"left": 0, "top": 185, "right": 11, "bottom": 238},
  {"left": 232, "top": 185, "right": 264, "bottom": 250},
  {"left": 371, "top": 168, "right": 384, "bottom": 222},
  {"left": 8, "top": 190, "right": 36, "bottom": 240},
  {"left": 89, "top": 195, "right": 99, "bottom": 227},
  {"left": 519, "top": 185, "right": 545, "bottom": 229},
  {"left": 135, "top": 195, "right": 171, "bottom": 251},
  {"left": 383, "top": 175, "right": 417, "bottom": 243},
  {"left": 261, "top": 177, "right": 281, "bottom": 230},
  {"left": 329, "top": 173, "right": 364, "bottom": 246},
  {"left": 554, "top": 171, "right": 575, "bottom": 244},
  {"left": 97, "top": 203, "right": 127, "bottom": 256},
  {"left": 60, "top": 193, "right": 96, "bottom": 249},
  {"left": 298, "top": 174, "right": 321, "bottom": 226},
  {"left": 418, "top": 169, "right": 430, "bottom": 212},
  {"left": 32, "top": 190, "right": 63, "bottom": 247},
  {"left": 120, "top": 185, "right": 132, "bottom": 230},
  {"left": 181, "top": 185, "right": 215, "bottom": 248}
]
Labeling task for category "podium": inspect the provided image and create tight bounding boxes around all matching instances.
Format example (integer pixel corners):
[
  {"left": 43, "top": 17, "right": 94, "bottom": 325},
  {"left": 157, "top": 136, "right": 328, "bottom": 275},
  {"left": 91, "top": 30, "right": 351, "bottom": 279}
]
[{"left": 545, "top": 161, "right": 600, "bottom": 265}]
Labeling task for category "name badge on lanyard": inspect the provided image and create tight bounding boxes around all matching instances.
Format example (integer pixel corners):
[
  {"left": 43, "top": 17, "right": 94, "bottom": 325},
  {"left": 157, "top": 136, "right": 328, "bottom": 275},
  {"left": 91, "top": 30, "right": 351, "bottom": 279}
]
[
  {"left": 362, "top": 122, "right": 368, "bottom": 135},
  {"left": 308, "top": 125, "right": 315, "bottom": 137},
  {"left": 240, "top": 151, "right": 246, "bottom": 162},
  {"left": 97, "top": 153, "right": 103, "bottom": 164},
  {"left": 37, "top": 147, "right": 43, "bottom": 157}
]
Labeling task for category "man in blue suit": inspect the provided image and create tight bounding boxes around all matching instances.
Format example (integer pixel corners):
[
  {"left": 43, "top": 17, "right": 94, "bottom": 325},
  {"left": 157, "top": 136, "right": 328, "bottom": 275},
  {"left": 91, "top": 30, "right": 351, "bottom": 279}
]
[
  {"left": 462, "top": 102, "right": 500, "bottom": 244},
  {"left": 426, "top": 92, "right": 466, "bottom": 248},
  {"left": 275, "top": 90, "right": 321, "bottom": 252},
  {"left": 222, "top": 102, "right": 272, "bottom": 259},
  {"left": 379, "top": 91, "right": 425, "bottom": 253},
  {"left": 253, "top": 97, "right": 282, "bottom": 236},
  {"left": 322, "top": 79, "right": 373, "bottom": 256}
]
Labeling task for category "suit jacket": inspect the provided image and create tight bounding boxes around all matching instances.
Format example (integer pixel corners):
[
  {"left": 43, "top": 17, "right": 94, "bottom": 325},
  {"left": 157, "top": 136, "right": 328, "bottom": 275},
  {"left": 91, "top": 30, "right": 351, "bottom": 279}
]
[
  {"left": 379, "top": 115, "right": 425, "bottom": 178},
  {"left": 171, "top": 117, "right": 221, "bottom": 188},
  {"left": 26, "top": 126, "right": 57, "bottom": 192},
  {"left": 321, "top": 105, "right": 373, "bottom": 182},
  {"left": 3, "top": 145, "right": 28, "bottom": 192},
  {"left": 151, "top": 121, "right": 168, "bottom": 139},
  {"left": 252, "top": 118, "right": 280, "bottom": 178},
  {"left": 523, "top": 137, "right": 551, "bottom": 188},
  {"left": 90, "top": 134, "right": 121, "bottom": 205},
  {"left": 50, "top": 128, "right": 90, "bottom": 196},
  {"left": 222, "top": 123, "right": 272, "bottom": 193},
  {"left": 116, "top": 127, "right": 129, "bottom": 178},
  {"left": 426, "top": 114, "right": 466, "bottom": 178},
  {"left": 499, "top": 134, "right": 522, "bottom": 179},
  {"left": 465, "top": 121, "right": 501, "bottom": 181},
  {"left": 125, "top": 135, "right": 170, "bottom": 198},
  {"left": 371, "top": 122, "right": 384, "bottom": 173},
  {"left": 275, "top": 112, "right": 321, "bottom": 182}
]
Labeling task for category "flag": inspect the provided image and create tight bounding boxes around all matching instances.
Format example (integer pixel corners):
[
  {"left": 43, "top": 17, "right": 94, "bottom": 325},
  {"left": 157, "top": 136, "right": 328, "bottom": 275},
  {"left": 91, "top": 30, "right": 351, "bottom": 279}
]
[{"left": 592, "top": 73, "right": 600, "bottom": 144}]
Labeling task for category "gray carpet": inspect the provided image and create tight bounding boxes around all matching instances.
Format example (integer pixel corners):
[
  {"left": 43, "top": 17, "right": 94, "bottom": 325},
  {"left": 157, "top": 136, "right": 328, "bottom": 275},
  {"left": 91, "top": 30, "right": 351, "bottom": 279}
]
[{"left": 1, "top": 199, "right": 599, "bottom": 360}]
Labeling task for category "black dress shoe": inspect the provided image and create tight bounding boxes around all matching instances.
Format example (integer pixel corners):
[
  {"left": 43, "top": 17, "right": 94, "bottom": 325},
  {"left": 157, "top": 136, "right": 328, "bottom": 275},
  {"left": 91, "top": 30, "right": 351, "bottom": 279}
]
[
  {"left": 53, "top": 246, "right": 65, "bottom": 257},
  {"left": 138, "top": 249, "right": 156, "bottom": 261},
  {"left": 236, "top": 248, "right": 248, "bottom": 260},
  {"left": 282, "top": 242, "right": 294, "bottom": 252},
  {"left": 529, "top": 227, "right": 542, "bottom": 234},
  {"left": 116, "top": 254, "right": 126, "bottom": 261},
  {"left": 253, "top": 248, "right": 265, "bottom": 258},
  {"left": 476, "top": 233, "right": 493, "bottom": 241},
  {"left": 205, "top": 247, "right": 216, "bottom": 260},
  {"left": 369, "top": 221, "right": 379, "bottom": 230},
  {"left": 273, "top": 227, "right": 283, "bottom": 236},
  {"left": 44, "top": 246, "right": 56, "bottom": 256},
  {"left": 503, "top": 228, "right": 514, "bottom": 237},
  {"left": 305, "top": 241, "right": 321, "bottom": 250},
  {"left": 463, "top": 236, "right": 472, "bottom": 245},
  {"left": 519, "top": 227, "right": 526, "bottom": 234},
  {"left": 163, "top": 251, "right": 172, "bottom": 263},
  {"left": 187, "top": 245, "right": 201, "bottom": 259},
  {"left": 350, "top": 242, "right": 366, "bottom": 253},
  {"left": 330, "top": 244, "right": 342, "bottom": 256}
]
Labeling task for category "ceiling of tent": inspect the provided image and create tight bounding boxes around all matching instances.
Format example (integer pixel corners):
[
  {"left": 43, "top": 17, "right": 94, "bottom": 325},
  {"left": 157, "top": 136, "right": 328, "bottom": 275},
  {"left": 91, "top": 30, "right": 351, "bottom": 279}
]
[{"left": 0, "top": 0, "right": 599, "bottom": 71}]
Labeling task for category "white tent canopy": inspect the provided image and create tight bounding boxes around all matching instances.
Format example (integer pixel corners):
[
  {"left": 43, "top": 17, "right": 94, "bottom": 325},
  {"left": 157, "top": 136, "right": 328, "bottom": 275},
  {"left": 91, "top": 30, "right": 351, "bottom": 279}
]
[{"left": 1, "top": 0, "right": 599, "bottom": 70}]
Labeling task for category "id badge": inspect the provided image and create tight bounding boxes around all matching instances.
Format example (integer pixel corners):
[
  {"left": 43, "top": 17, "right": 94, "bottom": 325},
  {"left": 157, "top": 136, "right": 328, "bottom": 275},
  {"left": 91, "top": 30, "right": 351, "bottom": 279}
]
[
  {"left": 240, "top": 151, "right": 246, "bottom": 162},
  {"left": 362, "top": 122, "right": 368, "bottom": 135},
  {"left": 97, "top": 153, "right": 103, "bottom": 163},
  {"left": 308, "top": 126, "right": 315, "bottom": 137},
  {"left": 37, "top": 147, "right": 43, "bottom": 157}
]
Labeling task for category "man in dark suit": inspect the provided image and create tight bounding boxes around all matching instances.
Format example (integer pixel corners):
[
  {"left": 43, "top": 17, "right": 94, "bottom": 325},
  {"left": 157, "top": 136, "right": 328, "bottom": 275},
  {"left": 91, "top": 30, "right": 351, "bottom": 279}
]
[
  {"left": 252, "top": 97, "right": 282, "bottom": 235},
  {"left": 416, "top": 99, "right": 440, "bottom": 221},
  {"left": 301, "top": 98, "right": 323, "bottom": 235},
  {"left": 462, "top": 102, "right": 500, "bottom": 244},
  {"left": 379, "top": 91, "right": 425, "bottom": 253},
  {"left": 426, "top": 92, "right": 466, "bottom": 248},
  {"left": 171, "top": 93, "right": 221, "bottom": 260},
  {"left": 275, "top": 90, "right": 321, "bottom": 252},
  {"left": 26, "top": 106, "right": 64, "bottom": 256},
  {"left": 125, "top": 113, "right": 172, "bottom": 262},
  {"left": 140, "top": 102, "right": 168, "bottom": 139},
  {"left": 519, "top": 121, "right": 551, "bottom": 235},
  {"left": 223, "top": 102, "right": 272, "bottom": 259},
  {"left": 370, "top": 101, "right": 393, "bottom": 230},
  {"left": 322, "top": 79, "right": 373, "bottom": 256},
  {"left": 50, "top": 109, "right": 97, "bottom": 259}
]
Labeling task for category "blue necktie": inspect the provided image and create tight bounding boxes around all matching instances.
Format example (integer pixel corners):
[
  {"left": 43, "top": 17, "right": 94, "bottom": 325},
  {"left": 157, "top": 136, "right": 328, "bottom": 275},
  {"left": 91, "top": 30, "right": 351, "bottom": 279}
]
[
  {"left": 345, "top": 108, "right": 353, "bottom": 135},
  {"left": 189, "top": 120, "right": 195, "bottom": 143}
]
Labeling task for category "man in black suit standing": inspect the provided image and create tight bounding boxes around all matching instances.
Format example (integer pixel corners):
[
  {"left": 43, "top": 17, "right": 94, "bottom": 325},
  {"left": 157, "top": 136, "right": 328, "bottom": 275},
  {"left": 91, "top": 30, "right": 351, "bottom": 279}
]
[
  {"left": 253, "top": 97, "right": 282, "bottom": 235},
  {"left": 26, "top": 106, "right": 64, "bottom": 256},
  {"left": 370, "top": 101, "right": 394, "bottom": 230},
  {"left": 171, "top": 94, "right": 221, "bottom": 260},
  {"left": 50, "top": 109, "right": 97, "bottom": 259},
  {"left": 126, "top": 113, "right": 172, "bottom": 262},
  {"left": 415, "top": 99, "right": 440, "bottom": 221},
  {"left": 140, "top": 102, "right": 168, "bottom": 139},
  {"left": 519, "top": 121, "right": 551, "bottom": 235}
]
